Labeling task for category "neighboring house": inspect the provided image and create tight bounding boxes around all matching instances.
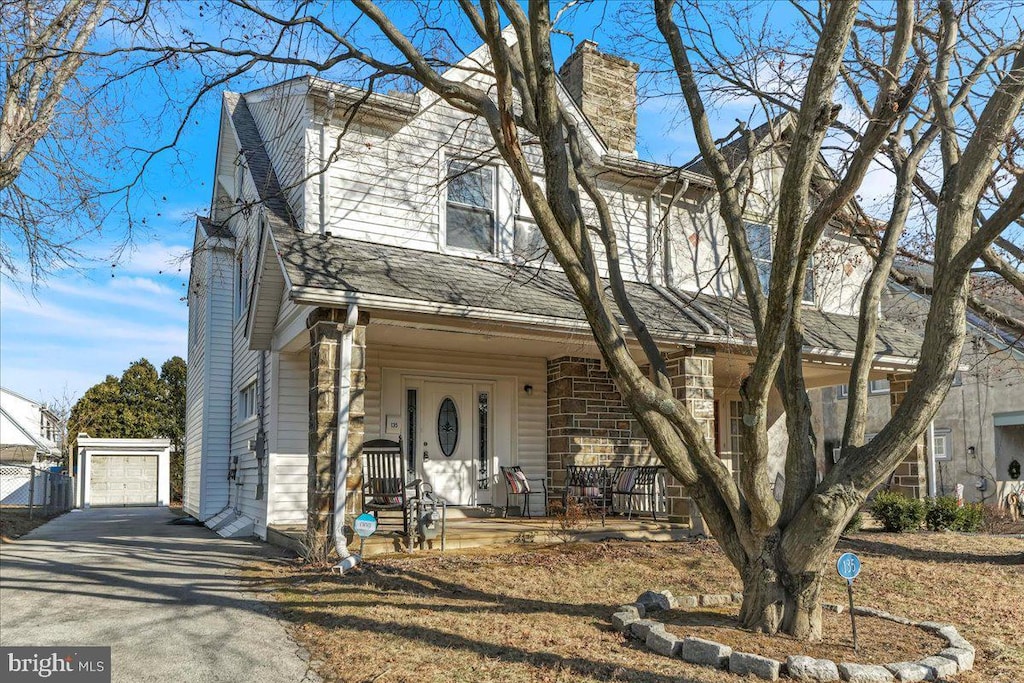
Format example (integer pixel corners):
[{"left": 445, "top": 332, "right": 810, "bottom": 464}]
[
  {"left": 0, "top": 387, "right": 61, "bottom": 466},
  {"left": 184, "top": 38, "right": 924, "bottom": 541},
  {"left": 814, "top": 278, "right": 1024, "bottom": 505}
]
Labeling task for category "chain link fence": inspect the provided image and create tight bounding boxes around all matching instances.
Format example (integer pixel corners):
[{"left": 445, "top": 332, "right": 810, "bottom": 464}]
[{"left": 0, "top": 463, "right": 75, "bottom": 518}]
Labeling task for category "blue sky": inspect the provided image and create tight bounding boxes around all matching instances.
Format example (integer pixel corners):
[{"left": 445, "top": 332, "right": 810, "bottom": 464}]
[
  {"left": 0, "top": 1, "right": 989, "bottom": 404},
  {"left": 0, "top": 4, "right": 716, "bottom": 404}
]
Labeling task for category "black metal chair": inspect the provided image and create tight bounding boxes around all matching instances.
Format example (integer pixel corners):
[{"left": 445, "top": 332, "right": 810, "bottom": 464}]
[
  {"left": 500, "top": 465, "right": 547, "bottom": 518},
  {"left": 562, "top": 464, "right": 610, "bottom": 526},
  {"left": 362, "top": 438, "right": 421, "bottom": 549},
  {"left": 611, "top": 465, "right": 667, "bottom": 520}
]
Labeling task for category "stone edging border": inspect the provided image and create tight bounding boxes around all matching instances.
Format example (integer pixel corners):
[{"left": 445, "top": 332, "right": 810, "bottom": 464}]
[{"left": 611, "top": 590, "right": 975, "bottom": 682}]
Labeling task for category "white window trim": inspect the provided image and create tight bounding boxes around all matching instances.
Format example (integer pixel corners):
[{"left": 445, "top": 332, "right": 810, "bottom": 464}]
[
  {"left": 238, "top": 378, "right": 258, "bottom": 423},
  {"left": 441, "top": 154, "right": 499, "bottom": 257},
  {"left": 741, "top": 220, "right": 816, "bottom": 305},
  {"left": 234, "top": 252, "right": 248, "bottom": 324},
  {"left": 868, "top": 379, "right": 890, "bottom": 395},
  {"left": 932, "top": 428, "right": 952, "bottom": 461}
]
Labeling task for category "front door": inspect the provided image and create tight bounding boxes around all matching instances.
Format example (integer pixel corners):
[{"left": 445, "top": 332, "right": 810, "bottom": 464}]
[{"left": 421, "top": 381, "right": 476, "bottom": 505}]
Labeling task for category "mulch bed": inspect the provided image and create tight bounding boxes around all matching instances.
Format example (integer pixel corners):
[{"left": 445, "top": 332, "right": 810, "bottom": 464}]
[{"left": 661, "top": 607, "right": 945, "bottom": 665}]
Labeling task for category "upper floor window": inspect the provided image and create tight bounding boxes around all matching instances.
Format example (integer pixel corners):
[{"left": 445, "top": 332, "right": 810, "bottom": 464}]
[
  {"left": 235, "top": 254, "right": 248, "bottom": 322},
  {"left": 743, "top": 221, "right": 815, "bottom": 304},
  {"left": 446, "top": 161, "right": 495, "bottom": 254}
]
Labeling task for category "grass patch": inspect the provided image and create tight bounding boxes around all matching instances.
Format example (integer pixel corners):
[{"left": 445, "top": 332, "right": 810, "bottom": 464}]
[{"left": 248, "top": 533, "right": 1024, "bottom": 683}]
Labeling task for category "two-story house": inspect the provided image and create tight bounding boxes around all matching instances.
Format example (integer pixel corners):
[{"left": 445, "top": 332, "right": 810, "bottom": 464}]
[
  {"left": 0, "top": 387, "right": 61, "bottom": 466},
  {"left": 183, "top": 39, "right": 922, "bottom": 543}
]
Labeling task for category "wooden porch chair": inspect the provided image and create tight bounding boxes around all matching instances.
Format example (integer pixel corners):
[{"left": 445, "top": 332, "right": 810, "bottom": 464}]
[
  {"left": 562, "top": 464, "right": 610, "bottom": 526},
  {"left": 500, "top": 466, "right": 547, "bottom": 518},
  {"left": 611, "top": 465, "right": 667, "bottom": 520},
  {"left": 361, "top": 438, "right": 422, "bottom": 548}
]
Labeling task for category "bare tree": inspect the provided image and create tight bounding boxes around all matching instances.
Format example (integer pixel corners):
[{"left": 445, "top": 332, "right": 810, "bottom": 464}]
[{"left": 8, "top": 0, "right": 1022, "bottom": 640}]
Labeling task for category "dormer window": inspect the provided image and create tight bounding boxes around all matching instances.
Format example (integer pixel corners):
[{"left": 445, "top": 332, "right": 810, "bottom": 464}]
[
  {"left": 743, "top": 221, "right": 815, "bottom": 304},
  {"left": 446, "top": 161, "right": 495, "bottom": 254}
]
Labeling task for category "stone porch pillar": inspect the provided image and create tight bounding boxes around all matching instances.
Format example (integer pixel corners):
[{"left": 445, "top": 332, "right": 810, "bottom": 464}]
[
  {"left": 665, "top": 347, "right": 716, "bottom": 528},
  {"left": 886, "top": 372, "right": 927, "bottom": 498},
  {"left": 306, "top": 306, "right": 369, "bottom": 554}
]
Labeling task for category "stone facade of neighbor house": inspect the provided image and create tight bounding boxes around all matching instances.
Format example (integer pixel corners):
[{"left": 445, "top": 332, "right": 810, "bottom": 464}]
[
  {"left": 183, "top": 36, "right": 925, "bottom": 543},
  {"left": 813, "top": 279, "right": 1024, "bottom": 503}
]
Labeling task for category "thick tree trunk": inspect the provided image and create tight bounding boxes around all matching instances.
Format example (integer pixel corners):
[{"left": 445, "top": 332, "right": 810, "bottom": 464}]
[{"left": 738, "top": 535, "right": 825, "bottom": 641}]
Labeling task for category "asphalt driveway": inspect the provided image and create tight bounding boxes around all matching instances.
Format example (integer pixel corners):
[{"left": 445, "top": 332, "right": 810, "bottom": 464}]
[{"left": 0, "top": 507, "right": 318, "bottom": 682}]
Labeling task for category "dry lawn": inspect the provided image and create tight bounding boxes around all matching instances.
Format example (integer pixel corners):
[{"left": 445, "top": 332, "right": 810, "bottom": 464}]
[
  {"left": 0, "top": 506, "right": 61, "bottom": 542},
  {"left": 248, "top": 532, "right": 1023, "bottom": 683}
]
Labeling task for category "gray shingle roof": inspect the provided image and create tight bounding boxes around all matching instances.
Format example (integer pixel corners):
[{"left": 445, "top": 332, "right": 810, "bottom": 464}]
[
  {"left": 197, "top": 215, "right": 232, "bottom": 240},
  {"left": 272, "top": 229, "right": 923, "bottom": 359},
  {"left": 224, "top": 92, "right": 297, "bottom": 233}
]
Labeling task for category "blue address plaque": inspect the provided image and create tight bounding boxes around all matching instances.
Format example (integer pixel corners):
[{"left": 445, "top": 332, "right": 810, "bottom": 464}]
[{"left": 836, "top": 552, "right": 861, "bottom": 582}]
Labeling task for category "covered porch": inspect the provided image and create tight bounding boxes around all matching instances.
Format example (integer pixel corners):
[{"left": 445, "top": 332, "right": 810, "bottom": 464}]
[{"left": 262, "top": 300, "right": 922, "bottom": 557}]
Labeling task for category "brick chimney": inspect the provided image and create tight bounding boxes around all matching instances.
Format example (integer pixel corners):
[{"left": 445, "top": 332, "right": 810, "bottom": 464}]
[{"left": 558, "top": 40, "right": 638, "bottom": 156}]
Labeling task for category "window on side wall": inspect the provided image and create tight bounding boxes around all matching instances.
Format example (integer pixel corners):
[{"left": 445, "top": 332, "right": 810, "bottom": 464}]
[
  {"left": 235, "top": 254, "right": 248, "bottom": 322},
  {"left": 238, "top": 380, "right": 257, "bottom": 421},
  {"left": 932, "top": 428, "right": 951, "bottom": 461},
  {"left": 742, "top": 221, "right": 814, "bottom": 304},
  {"left": 446, "top": 160, "right": 495, "bottom": 254},
  {"left": 868, "top": 379, "right": 890, "bottom": 395}
]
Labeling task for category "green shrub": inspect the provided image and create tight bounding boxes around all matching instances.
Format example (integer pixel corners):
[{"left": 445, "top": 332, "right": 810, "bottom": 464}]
[
  {"left": 925, "top": 496, "right": 960, "bottom": 531},
  {"left": 842, "top": 511, "right": 863, "bottom": 535},
  {"left": 954, "top": 503, "right": 983, "bottom": 532},
  {"left": 870, "top": 491, "right": 925, "bottom": 532},
  {"left": 924, "top": 496, "right": 984, "bottom": 532}
]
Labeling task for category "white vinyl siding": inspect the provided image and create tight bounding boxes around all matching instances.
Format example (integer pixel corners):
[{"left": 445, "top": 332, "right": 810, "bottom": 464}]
[{"left": 266, "top": 351, "right": 309, "bottom": 525}]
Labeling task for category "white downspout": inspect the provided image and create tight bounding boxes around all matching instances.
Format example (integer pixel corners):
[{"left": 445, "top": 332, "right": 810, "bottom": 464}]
[
  {"left": 926, "top": 420, "right": 937, "bottom": 497},
  {"left": 333, "top": 303, "right": 359, "bottom": 572},
  {"left": 319, "top": 92, "right": 336, "bottom": 237}
]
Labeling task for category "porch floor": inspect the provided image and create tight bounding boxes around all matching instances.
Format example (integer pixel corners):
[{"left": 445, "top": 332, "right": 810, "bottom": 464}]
[{"left": 267, "top": 510, "right": 694, "bottom": 558}]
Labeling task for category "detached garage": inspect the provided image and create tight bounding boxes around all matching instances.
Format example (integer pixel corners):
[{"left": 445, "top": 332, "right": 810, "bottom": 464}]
[{"left": 77, "top": 437, "right": 171, "bottom": 508}]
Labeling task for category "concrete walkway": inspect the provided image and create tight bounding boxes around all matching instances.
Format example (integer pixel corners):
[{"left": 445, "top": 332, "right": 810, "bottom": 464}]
[{"left": 0, "top": 508, "right": 318, "bottom": 682}]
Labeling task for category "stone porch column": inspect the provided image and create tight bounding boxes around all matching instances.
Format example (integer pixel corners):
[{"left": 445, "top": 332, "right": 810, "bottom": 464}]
[
  {"left": 665, "top": 347, "right": 716, "bottom": 529},
  {"left": 886, "top": 372, "right": 928, "bottom": 498},
  {"left": 306, "top": 306, "right": 369, "bottom": 554}
]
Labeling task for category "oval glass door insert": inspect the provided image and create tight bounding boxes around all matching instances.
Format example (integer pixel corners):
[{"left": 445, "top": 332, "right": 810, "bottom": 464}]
[{"left": 437, "top": 397, "right": 459, "bottom": 457}]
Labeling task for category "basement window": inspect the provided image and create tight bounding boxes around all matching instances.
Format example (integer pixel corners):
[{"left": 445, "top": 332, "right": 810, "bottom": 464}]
[{"left": 446, "top": 161, "right": 495, "bottom": 254}]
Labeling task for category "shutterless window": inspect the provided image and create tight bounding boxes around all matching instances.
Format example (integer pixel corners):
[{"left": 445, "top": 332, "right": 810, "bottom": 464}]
[
  {"left": 868, "top": 379, "right": 890, "bottom": 395},
  {"left": 933, "top": 429, "right": 951, "bottom": 461},
  {"left": 239, "top": 380, "right": 257, "bottom": 421},
  {"left": 235, "top": 255, "right": 248, "bottom": 321},
  {"left": 446, "top": 161, "right": 495, "bottom": 253},
  {"left": 743, "top": 221, "right": 814, "bottom": 303}
]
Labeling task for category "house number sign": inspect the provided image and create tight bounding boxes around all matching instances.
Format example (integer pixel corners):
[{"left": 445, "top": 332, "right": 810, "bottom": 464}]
[{"left": 836, "top": 552, "right": 861, "bottom": 652}]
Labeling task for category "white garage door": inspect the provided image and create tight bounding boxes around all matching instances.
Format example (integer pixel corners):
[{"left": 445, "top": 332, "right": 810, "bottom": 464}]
[{"left": 90, "top": 455, "right": 158, "bottom": 507}]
